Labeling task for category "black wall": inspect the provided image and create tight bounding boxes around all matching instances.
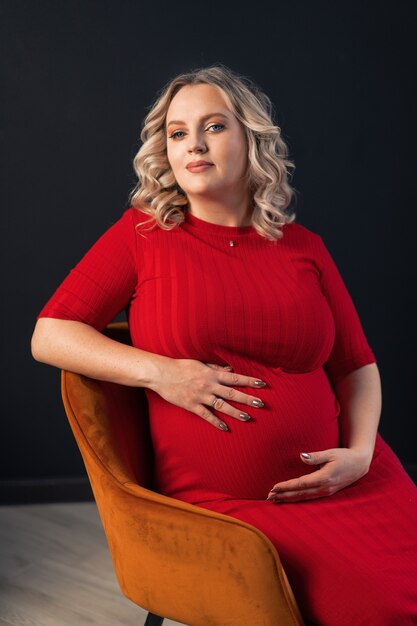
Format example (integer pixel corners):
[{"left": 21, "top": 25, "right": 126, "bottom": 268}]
[{"left": 1, "top": 0, "right": 416, "bottom": 501}]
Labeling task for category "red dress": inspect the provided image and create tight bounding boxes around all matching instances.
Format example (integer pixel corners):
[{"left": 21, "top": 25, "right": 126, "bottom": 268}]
[{"left": 38, "top": 207, "right": 417, "bottom": 625}]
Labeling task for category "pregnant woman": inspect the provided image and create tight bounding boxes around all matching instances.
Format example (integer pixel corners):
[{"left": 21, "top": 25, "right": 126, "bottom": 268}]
[{"left": 31, "top": 64, "right": 417, "bottom": 625}]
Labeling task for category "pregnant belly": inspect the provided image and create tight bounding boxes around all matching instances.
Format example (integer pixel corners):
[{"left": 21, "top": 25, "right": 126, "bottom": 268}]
[{"left": 147, "top": 366, "right": 341, "bottom": 502}]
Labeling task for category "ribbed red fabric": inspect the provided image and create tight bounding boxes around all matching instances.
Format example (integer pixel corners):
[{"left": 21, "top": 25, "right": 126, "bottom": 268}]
[{"left": 38, "top": 207, "right": 417, "bottom": 625}]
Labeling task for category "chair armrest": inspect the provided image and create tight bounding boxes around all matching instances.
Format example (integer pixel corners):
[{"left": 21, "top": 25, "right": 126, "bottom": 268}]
[{"left": 95, "top": 475, "right": 304, "bottom": 626}]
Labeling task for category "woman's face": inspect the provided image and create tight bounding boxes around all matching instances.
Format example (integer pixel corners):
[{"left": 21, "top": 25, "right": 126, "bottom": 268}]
[{"left": 165, "top": 84, "right": 248, "bottom": 202}]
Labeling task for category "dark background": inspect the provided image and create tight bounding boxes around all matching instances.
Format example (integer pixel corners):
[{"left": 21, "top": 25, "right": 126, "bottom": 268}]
[{"left": 1, "top": 0, "right": 416, "bottom": 502}]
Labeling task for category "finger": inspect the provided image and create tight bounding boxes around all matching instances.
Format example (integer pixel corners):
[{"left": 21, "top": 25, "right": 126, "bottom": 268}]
[
  {"left": 214, "top": 381, "right": 266, "bottom": 409},
  {"left": 209, "top": 394, "right": 252, "bottom": 422},
  {"left": 269, "top": 476, "right": 341, "bottom": 500},
  {"left": 196, "top": 404, "right": 229, "bottom": 432},
  {"left": 210, "top": 386, "right": 264, "bottom": 419},
  {"left": 269, "top": 472, "right": 327, "bottom": 494},
  {"left": 299, "top": 450, "right": 334, "bottom": 466},
  {"left": 205, "top": 363, "right": 233, "bottom": 371},
  {"left": 219, "top": 370, "right": 267, "bottom": 390},
  {"left": 268, "top": 488, "right": 332, "bottom": 503}
]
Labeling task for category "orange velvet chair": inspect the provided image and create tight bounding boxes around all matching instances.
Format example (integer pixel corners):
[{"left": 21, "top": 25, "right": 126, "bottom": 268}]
[{"left": 60, "top": 322, "right": 305, "bottom": 626}]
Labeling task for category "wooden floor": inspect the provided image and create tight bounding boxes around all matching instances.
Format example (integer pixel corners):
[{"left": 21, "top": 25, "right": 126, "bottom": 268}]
[{"left": 0, "top": 502, "right": 185, "bottom": 626}]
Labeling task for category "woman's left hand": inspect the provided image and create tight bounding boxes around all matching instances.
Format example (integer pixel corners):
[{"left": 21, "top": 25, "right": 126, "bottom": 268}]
[{"left": 267, "top": 447, "right": 373, "bottom": 503}]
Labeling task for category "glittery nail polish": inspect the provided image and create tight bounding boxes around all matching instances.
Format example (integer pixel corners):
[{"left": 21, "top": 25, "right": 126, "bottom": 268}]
[{"left": 252, "top": 399, "right": 264, "bottom": 407}]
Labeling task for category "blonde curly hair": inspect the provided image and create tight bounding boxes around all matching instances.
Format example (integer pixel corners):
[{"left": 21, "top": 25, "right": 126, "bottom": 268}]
[{"left": 129, "top": 63, "right": 296, "bottom": 241}]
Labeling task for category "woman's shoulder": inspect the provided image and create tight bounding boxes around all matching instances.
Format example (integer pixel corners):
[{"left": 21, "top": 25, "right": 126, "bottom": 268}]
[
  {"left": 113, "top": 205, "right": 161, "bottom": 239},
  {"left": 283, "top": 220, "right": 322, "bottom": 243},
  {"left": 121, "top": 205, "right": 154, "bottom": 226}
]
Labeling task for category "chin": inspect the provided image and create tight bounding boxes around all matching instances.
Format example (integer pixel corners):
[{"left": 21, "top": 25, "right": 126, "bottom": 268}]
[{"left": 184, "top": 185, "right": 218, "bottom": 196}]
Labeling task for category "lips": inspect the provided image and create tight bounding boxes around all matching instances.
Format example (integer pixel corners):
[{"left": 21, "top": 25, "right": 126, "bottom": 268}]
[{"left": 186, "top": 160, "right": 213, "bottom": 171}]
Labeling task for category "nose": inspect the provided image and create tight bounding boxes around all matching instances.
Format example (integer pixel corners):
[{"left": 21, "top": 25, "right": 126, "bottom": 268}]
[{"left": 187, "top": 130, "right": 207, "bottom": 154}]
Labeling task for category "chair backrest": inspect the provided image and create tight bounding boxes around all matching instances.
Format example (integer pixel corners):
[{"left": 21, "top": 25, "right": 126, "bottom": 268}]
[{"left": 61, "top": 322, "right": 155, "bottom": 489}]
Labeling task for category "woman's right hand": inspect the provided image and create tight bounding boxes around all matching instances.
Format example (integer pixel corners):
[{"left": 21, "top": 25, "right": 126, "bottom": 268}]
[{"left": 147, "top": 357, "right": 267, "bottom": 431}]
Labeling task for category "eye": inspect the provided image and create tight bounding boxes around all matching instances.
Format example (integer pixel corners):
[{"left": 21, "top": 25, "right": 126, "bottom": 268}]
[
  {"left": 207, "top": 123, "right": 225, "bottom": 132},
  {"left": 168, "top": 130, "right": 185, "bottom": 139}
]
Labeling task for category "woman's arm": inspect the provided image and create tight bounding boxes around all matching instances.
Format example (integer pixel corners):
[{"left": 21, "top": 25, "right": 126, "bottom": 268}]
[
  {"left": 333, "top": 362, "right": 382, "bottom": 466},
  {"left": 31, "top": 317, "right": 169, "bottom": 388},
  {"left": 31, "top": 317, "right": 266, "bottom": 431},
  {"left": 267, "top": 362, "right": 382, "bottom": 502}
]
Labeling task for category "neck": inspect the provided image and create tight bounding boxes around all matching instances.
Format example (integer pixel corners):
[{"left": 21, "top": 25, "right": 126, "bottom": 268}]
[{"left": 186, "top": 190, "right": 253, "bottom": 227}]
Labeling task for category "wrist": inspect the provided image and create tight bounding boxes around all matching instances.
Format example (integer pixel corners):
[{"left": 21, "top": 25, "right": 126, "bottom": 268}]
[
  {"left": 349, "top": 445, "right": 374, "bottom": 470},
  {"left": 142, "top": 352, "right": 171, "bottom": 390}
]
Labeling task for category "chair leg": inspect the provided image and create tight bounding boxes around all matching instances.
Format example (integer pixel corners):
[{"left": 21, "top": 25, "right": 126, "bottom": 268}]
[{"left": 144, "top": 612, "right": 164, "bottom": 626}]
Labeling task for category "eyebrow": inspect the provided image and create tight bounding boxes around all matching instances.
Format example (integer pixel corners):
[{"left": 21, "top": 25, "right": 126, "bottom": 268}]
[{"left": 166, "top": 112, "right": 229, "bottom": 128}]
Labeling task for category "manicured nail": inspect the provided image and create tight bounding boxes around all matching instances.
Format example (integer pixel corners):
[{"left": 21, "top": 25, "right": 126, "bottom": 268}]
[
  {"left": 252, "top": 399, "right": 264, "bottom": 407},
  {"left": 300, "top": 452, "right": 311, "bottom": 460},
  {"left": 218, "top": 422, "right": 229, "bottom": 431},
  {"left": 239, "top": 412, "right": 251, "bottom": 421},
  {"left": 254, "top": 380, "right": 266, "bottom": 387}
]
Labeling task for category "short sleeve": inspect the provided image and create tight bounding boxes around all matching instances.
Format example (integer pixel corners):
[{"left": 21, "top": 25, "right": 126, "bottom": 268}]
[
  {"left": 37, "top": 208, "right": 138, "bottom": 331},
  {"left": 316, "top": 235, "right": 377, "bottom": 383}
]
